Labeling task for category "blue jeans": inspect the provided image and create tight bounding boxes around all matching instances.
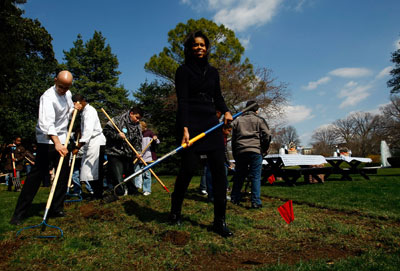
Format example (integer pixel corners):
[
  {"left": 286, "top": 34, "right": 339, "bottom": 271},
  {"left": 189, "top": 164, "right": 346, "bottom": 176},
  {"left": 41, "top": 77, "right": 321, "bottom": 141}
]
[
  {"left": 72, "top": 168, "right": 93, "bottom": 195},
  {"left": 134, "top": 163, "right": 151, "bottom": 193},
  {"left": 231, "top": 152, "right": 263, "bottom": 205},
  {"left": 142, "top": 166, "right": 152, "bottom": 193}
]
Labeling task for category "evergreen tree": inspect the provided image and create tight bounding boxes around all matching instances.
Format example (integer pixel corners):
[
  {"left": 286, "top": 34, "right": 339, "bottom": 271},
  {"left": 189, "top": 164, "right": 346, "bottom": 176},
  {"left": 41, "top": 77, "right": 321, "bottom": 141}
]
[
  {"left": 61, "top": 31, "right": 132, "bottom": 118},
  {"left": 0, "top": 0, "right": 57, "bottom": 144},
  {"left": 388, "top": 38, "right": 400, "bottom": 94}
]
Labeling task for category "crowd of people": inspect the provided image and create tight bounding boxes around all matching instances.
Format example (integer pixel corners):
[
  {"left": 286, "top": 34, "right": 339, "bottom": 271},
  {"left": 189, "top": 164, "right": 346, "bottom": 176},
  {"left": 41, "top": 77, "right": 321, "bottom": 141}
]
[{"left": 3, "top": 31, "right": 272, "bottom": 238}]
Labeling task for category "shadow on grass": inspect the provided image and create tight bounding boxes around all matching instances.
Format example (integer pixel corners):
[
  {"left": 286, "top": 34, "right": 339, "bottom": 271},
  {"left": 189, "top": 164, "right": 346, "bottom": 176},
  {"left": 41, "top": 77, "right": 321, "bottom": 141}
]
[{"left": 122, "top": 199, "right": 209, "bottom": 230}]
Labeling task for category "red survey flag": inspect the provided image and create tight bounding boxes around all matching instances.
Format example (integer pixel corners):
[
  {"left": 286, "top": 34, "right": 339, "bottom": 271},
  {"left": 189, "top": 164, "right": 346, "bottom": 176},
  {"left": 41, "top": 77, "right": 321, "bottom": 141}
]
[
  {"left": 278, "top": 200, "right": 294, "bottom": 224},
  {"left": 268, "top": 174, "right": 276, "bottom": 184}
]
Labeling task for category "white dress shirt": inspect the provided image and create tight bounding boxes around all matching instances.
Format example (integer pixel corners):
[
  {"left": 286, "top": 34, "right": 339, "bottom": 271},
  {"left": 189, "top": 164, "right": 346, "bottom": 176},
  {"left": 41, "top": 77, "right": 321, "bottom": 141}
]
[
  {"left": 36, "top": 86, "right": 74, "bottom": 144},
  {"left": 79, "top": 103, "right": 105, "bottom": 144}
]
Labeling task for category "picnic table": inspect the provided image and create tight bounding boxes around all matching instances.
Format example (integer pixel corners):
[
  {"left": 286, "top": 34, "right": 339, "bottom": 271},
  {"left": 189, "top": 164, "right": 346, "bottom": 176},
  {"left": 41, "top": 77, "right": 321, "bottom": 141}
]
[
  {"left": 324, "top": 156, "right": 376, "bottom": 181},
  {"left": 262, "top": 154, "right": 331, "bottom": 186}
]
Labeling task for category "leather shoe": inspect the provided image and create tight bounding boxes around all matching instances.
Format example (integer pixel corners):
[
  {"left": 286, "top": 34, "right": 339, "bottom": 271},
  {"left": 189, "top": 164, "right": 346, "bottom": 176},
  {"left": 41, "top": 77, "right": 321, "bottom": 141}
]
[
  {"left": 251, "top": 203, "right": 263, "bottom": 209},
  {"left": 48, "top": 211, "right": 66, "bottom": 218},
  {"left": 168, "top": 213, "right": 182, "bottom": 226},
  {"left": 212, "top": 221, "right": 233, "bottom": 238},
  {"left": 10, "top": 216, "right": 23, "bottom": 225}
]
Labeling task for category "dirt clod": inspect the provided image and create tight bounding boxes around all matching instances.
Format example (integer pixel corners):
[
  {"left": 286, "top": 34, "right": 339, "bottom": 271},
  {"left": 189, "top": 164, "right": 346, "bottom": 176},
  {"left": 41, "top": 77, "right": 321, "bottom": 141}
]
[{"left": 162, "top": 230, "right": 190, "bottom": 246}]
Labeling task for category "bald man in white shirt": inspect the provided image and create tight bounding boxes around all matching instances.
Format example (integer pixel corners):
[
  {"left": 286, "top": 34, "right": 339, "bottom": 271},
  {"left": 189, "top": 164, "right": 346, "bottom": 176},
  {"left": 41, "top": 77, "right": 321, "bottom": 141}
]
[{"left": 10, "top": 71, "right": 82, "bottom": 225}]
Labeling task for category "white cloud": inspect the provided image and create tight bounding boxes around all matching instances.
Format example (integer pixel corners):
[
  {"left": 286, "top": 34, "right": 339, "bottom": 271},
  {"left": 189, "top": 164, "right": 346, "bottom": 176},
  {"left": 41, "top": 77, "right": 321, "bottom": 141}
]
[
  {"left": 302, "top": 76, "right": 331, "bottom": 90},
  {"left": 208, "top": 0, "right": 236, "bottom": 9},
  {"left": 395, "top": 39, "right": 400, "bottom": 50},
  {"left": 282, "top": 104, "right": 314, "bottom": 124},
  {"left": 239, "top": 35, "right": 251, "bottom": 49},
  {"left": 211, "top": 0, "right": 283, "bottom": 32},
  {"left": 294, "top": 0, "right": 307, "bottom": 12},
  {"left": 329, "top": 67, "right": 373, "bottom": 78},
  {"left": 338, "top": 81, "right": 372, "bottom": 108},
  {"left": 376, "top": 66, "right": 392, "bottom": 79},
  {"left": 314, "top": 123, "right": 335, "bottom": 132}
]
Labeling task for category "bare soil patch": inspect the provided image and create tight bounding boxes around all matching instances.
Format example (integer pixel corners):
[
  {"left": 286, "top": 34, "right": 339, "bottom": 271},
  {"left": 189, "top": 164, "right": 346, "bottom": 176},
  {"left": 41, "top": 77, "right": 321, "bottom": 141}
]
[
  {"left": 162, "top": 230, "right": 191, "bottom": 246},
  {"left": 79, "top": 202, "right": 115, "bottom": 221}
]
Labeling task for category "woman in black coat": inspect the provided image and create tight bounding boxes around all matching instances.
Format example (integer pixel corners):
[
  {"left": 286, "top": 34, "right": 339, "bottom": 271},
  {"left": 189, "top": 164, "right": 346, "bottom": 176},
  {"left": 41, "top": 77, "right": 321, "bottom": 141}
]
[{"left": 170, "top": 30, "right": 233, "bottom": 237}]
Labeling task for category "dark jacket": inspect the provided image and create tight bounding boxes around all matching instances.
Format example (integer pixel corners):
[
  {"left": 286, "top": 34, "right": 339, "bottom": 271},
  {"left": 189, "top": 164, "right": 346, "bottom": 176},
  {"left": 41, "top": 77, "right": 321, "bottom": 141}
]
[
  {"left": 4, "top": 144, "right": 25, "bottom": 171},
  {"left": 103, "top": 111, "right": 142, "bottom": 158},
  {"left": 175, "top": 61, "right": 229, "bottom": 152},
  {"left": 232, "top": 111, "right": 271, "bottom": 158}
]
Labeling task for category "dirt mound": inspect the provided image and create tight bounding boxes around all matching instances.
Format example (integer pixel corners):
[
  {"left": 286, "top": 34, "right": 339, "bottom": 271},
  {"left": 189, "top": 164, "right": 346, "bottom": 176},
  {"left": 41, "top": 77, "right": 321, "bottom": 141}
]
[
  {"left": 79, "top": 203, "right": 115, "bottom": 221},
  {"left": 162, "top": 230, "right": 190, "bottom": 246}
]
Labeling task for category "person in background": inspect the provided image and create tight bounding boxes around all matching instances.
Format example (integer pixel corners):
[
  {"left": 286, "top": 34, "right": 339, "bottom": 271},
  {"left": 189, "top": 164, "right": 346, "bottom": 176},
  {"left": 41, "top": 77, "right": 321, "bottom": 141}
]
[
  {"left": 170, "top": 30, "right": 233, "bottom": 237},
  {"left": 4, "top": 137, "right": 25, "bottom": 192},
  {"left": 135, "top": 121, "right": 160, "bottom": 196},
  {"left": 24, "top": 144, "right": 37, "bottom": 175},
  {"left": 103, "top": 106, "right": 143, "bottom": 199},
  {"left": 69, "top": 132, "right": 94, "bottom": 197},
  {"left": 231, "top": 100, "right": 271, "bottom": 209},
  {"left": 71, "top": 94, "right": 106, "bottom": 200}
]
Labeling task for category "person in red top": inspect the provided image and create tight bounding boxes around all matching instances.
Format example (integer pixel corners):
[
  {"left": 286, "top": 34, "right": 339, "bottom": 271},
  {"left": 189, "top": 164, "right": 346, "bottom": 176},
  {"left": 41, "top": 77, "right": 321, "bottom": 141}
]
[{"left": 4, "top": 137, "right": 25, "bottom": 192}]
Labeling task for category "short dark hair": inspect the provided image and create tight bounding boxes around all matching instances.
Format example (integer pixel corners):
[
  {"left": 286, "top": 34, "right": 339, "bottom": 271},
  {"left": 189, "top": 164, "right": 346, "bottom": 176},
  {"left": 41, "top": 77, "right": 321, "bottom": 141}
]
[
  {"left": 245, "top": 100, "right": 259, "bottom": 112},
  {"left": 72, "top": 93, "right": 85, "bottom": 103},
  {"left": 129, "top": 106, "right": 143, "bottom": 117},
  {"left": 184, "top": 30, "right": 210, "bottom": 62}
]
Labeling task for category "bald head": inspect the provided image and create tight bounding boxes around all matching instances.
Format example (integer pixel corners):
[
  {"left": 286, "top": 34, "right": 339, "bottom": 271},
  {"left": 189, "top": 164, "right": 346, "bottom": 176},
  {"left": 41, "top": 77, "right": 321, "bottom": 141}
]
[{"left": 54, "top": 70, "right": 73, "bottom": 96}]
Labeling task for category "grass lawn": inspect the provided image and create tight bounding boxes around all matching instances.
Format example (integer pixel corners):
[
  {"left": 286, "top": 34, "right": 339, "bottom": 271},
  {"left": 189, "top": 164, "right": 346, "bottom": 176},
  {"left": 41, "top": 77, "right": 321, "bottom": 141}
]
[{"left": 0, "top": 168, "right": 399, "bottom": 271}]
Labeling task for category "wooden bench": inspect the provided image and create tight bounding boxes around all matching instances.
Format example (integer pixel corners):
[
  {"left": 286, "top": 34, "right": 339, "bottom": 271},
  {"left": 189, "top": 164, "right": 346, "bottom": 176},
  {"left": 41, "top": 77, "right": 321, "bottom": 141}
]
[
  {"left": 326, "top": 166, "right": 378, "bottom": 181},
  {"left": 262, "top": 167, "right": 333, "bottom": 186}
]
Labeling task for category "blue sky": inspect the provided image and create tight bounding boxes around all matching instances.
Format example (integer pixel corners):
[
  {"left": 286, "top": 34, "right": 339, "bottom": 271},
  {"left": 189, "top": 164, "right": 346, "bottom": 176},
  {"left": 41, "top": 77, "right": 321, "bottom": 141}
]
[{"left": 22, "top": 0, "right": 400, "bottom": 145}]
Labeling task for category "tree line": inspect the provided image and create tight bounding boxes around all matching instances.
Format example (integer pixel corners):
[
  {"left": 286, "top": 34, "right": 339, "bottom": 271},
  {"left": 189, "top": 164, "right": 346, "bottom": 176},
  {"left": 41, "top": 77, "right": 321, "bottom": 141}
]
[
  {"left": 311, "top": 96, "right": 400, "bottom": 157},
  {"left": 1, "top": 1, "right": 399, "bottom": 168}
]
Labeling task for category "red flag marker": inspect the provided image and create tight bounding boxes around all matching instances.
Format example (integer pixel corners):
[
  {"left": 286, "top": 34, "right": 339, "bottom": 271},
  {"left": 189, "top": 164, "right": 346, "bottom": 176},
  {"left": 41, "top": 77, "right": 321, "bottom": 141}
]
[
  {"left": 278, "top": 200, "right": 294, "bottom": 224},
  {"left": 268, "top": 174, "right": 275, "bottom": 184}
]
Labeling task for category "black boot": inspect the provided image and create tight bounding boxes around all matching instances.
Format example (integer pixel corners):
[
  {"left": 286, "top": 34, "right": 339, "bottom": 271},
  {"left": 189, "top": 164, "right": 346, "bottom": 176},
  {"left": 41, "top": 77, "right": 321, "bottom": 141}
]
[
  {"left": 213, "top": 198, "right": 233, "bottom": 237},
  {"left": 170, "top": 192, "right": 184, "bottom": 225},
  {"left": 213, "top": 218, "right": 233, "bottom": 237},
  {"left": 168, "top": 213, "right": 182, "bottom": 225},
  {"left": 92, "top": 179, "right": 103, "bottom": 199}
]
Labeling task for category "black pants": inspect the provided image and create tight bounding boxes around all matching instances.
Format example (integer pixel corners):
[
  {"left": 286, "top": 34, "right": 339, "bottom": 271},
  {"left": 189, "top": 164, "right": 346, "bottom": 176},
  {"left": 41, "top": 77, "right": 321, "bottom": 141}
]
[
  {"left": 171, "top": 148, "right": 228, "bottom": 222},
  {"left": 12, "top": 143, "right": 69, "bottom": 219},
  {"left": 107, "top": 155, "right": 135, "bottom": 195}
]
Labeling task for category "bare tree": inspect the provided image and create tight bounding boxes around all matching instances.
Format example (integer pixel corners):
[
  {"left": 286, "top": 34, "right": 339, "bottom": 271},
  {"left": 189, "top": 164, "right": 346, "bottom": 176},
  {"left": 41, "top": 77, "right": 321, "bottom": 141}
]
[
  {"left": 218, "top": 62, "right": 289, "bottom": 117},
  {"left": 311, "top": 125, "right": 338, "bottom": 156},
  {"left": 380, "top": 95, "right": 400, "bottom": 152},
  {"left": 329, "top": 112, "right": 383, "bottom": 156},
  {"left": 271, "top": 125, "right": 300, "bottom": 150},
  {"left": 349, "top": 112, "right": 382, "bottom": 157}
]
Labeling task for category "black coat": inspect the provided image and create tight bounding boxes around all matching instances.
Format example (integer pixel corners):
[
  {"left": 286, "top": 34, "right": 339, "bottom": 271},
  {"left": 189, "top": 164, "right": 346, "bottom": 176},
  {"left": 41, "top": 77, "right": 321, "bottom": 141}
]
[
  {"left": 175, "top": 61, "right": 229, "bottom": 152},
  {"left": 103, "top": 111, "right": 142, "bottom": 158}
]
